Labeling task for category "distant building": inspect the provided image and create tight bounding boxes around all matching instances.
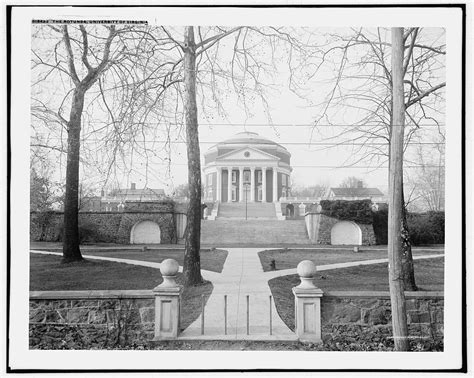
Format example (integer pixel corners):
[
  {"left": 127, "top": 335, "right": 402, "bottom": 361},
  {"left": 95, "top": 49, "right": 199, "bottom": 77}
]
[
  {"left": 100, "top": 183, "right": 166, "bottom": 211},
  {"left": 203, "top": 132, "right": 292, "bottom": 203},
  {"left": 328, "top": 185, "right": 386, "bottom": 203}
]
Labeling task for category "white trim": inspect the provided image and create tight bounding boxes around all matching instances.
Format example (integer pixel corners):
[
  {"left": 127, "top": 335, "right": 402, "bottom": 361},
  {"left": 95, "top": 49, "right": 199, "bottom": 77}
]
[{"left": 215, "top": 146, "right": 281, "bottom": 161}]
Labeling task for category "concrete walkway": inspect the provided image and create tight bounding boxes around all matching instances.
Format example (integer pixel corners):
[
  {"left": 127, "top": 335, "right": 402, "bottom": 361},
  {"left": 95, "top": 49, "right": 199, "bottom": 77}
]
[
  {"left": 264, "top": 253, "right": 445, "bottom": 280},
  {"left": 179, "top": 248, "right": 297, "bottom": 340}
]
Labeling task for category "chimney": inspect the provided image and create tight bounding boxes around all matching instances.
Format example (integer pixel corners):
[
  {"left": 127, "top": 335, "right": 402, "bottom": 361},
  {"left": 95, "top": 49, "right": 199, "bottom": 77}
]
[
  {"left": 100, "top": 189, "right": 105, "bottom": 197},
  {"left": 131, "top": 182, "right": 136, "bottom": 190},
  {"left": 357, "top": 180, "right": 363, "bottom": 189}
]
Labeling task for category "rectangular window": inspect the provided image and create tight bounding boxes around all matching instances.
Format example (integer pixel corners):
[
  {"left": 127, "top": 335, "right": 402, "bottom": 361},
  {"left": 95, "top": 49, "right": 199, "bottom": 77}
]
[
  {"left": 232, "top": 170, "right": 236, "bottom": 183},
  {"left": 257, "top": 170, "right": 262, "bottom": 183},
  {"left": 231, "top": 186, "right": 237, "bottom": 201},
  {"left": 282, "top": 174, "right": 287, "bottom": 186},
  {"left": 257, "top": 187, "right": 262, "bottom": 201}
]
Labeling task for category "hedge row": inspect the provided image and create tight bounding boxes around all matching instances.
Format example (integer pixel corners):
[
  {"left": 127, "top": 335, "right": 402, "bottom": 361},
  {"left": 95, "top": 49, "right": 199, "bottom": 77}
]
[
  {"left": 372, "top": 209, "right": 445, "bottom": 246},
  {"left": 320, "top": 199, "right": 373, "bottom": 224}
]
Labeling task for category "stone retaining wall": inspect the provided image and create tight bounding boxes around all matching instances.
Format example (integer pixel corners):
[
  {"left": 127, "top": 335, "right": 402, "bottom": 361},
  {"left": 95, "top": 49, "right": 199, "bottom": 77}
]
[
  {"left": 318, "top": 214, "right": 376, "bottom": 245},
  {"left": 304, "top": 212, "right": 376, "bottom": 245},
  {"left": 30, "top": 208, "right": 176, "bottom": 244},
  {"left": 321, "top": 291, "right": 444, "bottom": 343},
  {"left": 30, "top": 290, "right": 443, "bottom": 349},
  {"left": 29, "top": 291, "right": 155, "bottom": 348}
]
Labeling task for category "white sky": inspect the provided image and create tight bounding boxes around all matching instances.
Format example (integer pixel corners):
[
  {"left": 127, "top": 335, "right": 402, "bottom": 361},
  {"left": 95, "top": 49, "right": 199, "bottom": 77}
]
[{"left": 30, "top": 25, "right": 445, "bottom": 197}]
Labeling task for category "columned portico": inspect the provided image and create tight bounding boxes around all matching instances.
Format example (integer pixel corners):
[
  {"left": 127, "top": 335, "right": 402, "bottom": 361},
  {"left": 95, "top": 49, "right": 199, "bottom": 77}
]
[{"left": 203, "top": 132, "right": 292, "bottom": 204}]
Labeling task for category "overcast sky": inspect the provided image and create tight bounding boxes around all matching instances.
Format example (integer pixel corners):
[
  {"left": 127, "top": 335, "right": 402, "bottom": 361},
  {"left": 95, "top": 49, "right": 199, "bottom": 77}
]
[{"left": 30, "top": 24, "right": 445, "bottom": 196}]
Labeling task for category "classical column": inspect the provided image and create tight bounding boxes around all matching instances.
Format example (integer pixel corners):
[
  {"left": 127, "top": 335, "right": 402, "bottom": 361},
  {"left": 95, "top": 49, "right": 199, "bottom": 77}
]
[
  {"left": 273, "top": 167, "right": 278, "bottom": 202},
  {"left": 250, "top": 167, "right": 255, "bottom": 202},
  {"left": 216, "top": 167, "right": 222, "bottom": 202},
  {"left": 262, "top": 167, "right": 267, "bottom": 203},
  {"left": 227, "top": 167, "right": 233, "bottom": 202},
  {"left": 239, "top": 167, "right": 244, "bottom": 202}
]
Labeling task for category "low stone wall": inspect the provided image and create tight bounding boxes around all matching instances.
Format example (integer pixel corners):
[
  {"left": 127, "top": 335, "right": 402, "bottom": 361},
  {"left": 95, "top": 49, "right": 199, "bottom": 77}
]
[
  {"left": 321, "top": 291, "right": 444, "bottom": 344},
  {"left": 30, "top": 208, "right": 176, "bottom": 244},
  {"left": 30, "top": 290, "right": 443, "bottom": 349},
  {"left": 318, "top": 214, "right": 376, "bottom": 245},
  {"left": 304, "top": 212, "right": 376, "bottom": 245},
  {"left": 29, "top": 291, "right": 155, "bottom": 349}
]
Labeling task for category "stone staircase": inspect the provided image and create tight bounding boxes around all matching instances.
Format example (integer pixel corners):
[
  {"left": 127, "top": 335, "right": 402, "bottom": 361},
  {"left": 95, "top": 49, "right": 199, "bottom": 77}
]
[
  {"left": 217, "top": 202, "right": 277, "bottom": 219},
  {"left": 201, "top": 219, "right": 311, "bottom": 245}
]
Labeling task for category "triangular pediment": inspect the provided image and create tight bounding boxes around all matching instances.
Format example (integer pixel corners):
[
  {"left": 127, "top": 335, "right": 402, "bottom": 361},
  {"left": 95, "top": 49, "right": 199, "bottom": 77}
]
[{"left": 216, "top": 146, "right": 280, "bottom": 162}]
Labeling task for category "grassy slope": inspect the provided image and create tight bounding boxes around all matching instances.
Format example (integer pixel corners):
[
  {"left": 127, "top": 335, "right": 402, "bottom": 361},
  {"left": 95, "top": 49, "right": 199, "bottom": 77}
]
[
  {"left": 30, "top": 254, "right": 212, "bottom": 329},
  {"left": 268, "top": 258, "right": 444, "bottom": 331},
  {"left": 258, "top": 248, "right": 444, "bottom": 272},
  {"left": 51, "top": 248, "right": 228, "bottom": 273}
]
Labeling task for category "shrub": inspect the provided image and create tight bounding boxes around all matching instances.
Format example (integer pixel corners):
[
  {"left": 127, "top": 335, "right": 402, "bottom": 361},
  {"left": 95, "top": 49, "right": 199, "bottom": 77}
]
[
  {"left": 371, "top": 209, "right": 445, "bottom": 246},
  {"left": 320, "top": 199, "right": 373, "bottom": 224},
  {"left": 407, "top": 212, "right": 445, "bottom": 245},
  {"left": 372, "top": 206, "right": 388, "bottom": 245}
]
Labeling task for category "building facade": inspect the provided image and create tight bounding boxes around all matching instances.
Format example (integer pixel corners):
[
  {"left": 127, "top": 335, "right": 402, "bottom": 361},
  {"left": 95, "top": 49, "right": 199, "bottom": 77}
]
[
  {"left": 203, "top": 132, "right": 292, "bottom": 203},
  {"left": 100, "top": 183, "right": 166, "bottom": 211},
  {"left": 328, "top": 187, "right": 386, "bottom": 203}
]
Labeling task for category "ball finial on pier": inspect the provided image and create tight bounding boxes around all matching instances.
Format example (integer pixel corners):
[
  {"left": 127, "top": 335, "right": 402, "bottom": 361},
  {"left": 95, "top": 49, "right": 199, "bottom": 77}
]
[
  {"left": 159, "top": 259, "right": 179, "bottom": 287},
  {"left": 296, "top": 260, "right": 317, "bottom": 289}
]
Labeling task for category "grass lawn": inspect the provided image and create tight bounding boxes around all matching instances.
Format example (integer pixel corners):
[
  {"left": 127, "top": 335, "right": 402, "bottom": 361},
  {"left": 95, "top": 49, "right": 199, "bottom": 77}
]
[
  {"left": 268, "top": 257, "right": 444, "bottom": 331},
  {"left": 49, "top": 248, "right": 228, "bottom": 273},
  {"left": 258, "top": 247, "right": 444, "bottom": 272},
  {"left": 30, "top": 254, "right": 212, "bottom": 330}
]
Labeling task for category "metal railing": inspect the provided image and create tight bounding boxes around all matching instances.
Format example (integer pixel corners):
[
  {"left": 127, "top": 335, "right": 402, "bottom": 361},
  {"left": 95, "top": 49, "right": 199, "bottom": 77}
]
[{"left": 198, "top": 294, "right": 275, "bottom": 336}]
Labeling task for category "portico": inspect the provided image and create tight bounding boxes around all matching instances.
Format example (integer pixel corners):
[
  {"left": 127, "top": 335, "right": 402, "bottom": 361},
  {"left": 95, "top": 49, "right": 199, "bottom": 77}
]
[{"left": 203, "top": 132, "right": 292, "bottom": 203}]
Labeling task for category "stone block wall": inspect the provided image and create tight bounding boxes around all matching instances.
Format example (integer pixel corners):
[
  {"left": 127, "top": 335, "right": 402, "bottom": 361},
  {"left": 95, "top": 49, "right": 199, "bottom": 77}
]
[
  {"left": 304, "top": 213, "right": 376, "bottom": 245},
  {"left": 321, "top": 292, "right": 444, "bottom": 342},
  {"left": 30, "top": 207, "right": 176, "bottom": 244},
  {"left": 317, "top": 214, "right": 376, "bottom": 245},
  {"left": 29, "top": 292, "right": 155, "bottom": 348}
]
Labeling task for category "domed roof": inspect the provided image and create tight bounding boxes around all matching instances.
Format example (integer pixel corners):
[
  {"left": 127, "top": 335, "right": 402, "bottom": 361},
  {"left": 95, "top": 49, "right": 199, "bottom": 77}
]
[{"left": 217, "top": 132, "right": 286, "bottom": 150}]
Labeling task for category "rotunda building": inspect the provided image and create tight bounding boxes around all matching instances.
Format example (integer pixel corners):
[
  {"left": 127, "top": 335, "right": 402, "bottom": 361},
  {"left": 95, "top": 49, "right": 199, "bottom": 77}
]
[{"left": 203, "top": 132, "right": 292, "bottom": 203}]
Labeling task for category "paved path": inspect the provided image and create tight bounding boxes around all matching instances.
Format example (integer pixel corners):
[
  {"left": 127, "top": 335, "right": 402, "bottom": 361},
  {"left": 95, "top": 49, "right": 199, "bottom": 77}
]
[
  {"left": 179, "top": 248, "right": 296, "bottom": 340},
  {"left": 264, "top": 253, "right": 445, "bottom": 280},
  {"left": 31, "top": 248, "right": 444, "bottom": 340}
]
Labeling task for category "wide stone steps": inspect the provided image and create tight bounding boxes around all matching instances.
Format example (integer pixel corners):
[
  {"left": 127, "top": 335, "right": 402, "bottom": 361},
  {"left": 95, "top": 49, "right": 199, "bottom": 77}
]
[
  {"left": 201, "top": 219, "right": 310, "bottom": 245},
  {"left": 217, "top": 202, "right": 277, "bottom": 219}
]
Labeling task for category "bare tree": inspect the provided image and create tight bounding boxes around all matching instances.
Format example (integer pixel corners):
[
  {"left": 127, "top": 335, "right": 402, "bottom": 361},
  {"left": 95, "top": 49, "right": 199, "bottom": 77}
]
[
  {"left": 31, "top": 23, "right": 194, "bottom": 262},
  {"left": 291, "top": 184, "right": 328, "bottom": 198},
  {"left": 388, "top": 27, "right": 409, "bottom": 351},
  {"left": 305, "top": 27, "right": 445, "bottom": 290},
  {"left": 406, "top": 134, "right": 445, "bottom": 211},
  {"left": 159, "top": 26, "right": 317, "bottom": 285},
  {"left": 339, "top": 176, "right": 367, "bottom": 188}
]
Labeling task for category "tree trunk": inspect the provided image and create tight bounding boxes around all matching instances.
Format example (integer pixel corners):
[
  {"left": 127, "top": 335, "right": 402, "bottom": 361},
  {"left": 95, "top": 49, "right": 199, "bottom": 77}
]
[
  {"left": 62, "top": 88, "right": 85, "bottom": 263},
  {"left": 401, "top": 184, "right": 417, "bottom": 291},
  {"left": 182, "top": 26, "right": 203, "bottom": 286},
  {"left": 388, "top": 27, "right": 409, "bottom": 351}
]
